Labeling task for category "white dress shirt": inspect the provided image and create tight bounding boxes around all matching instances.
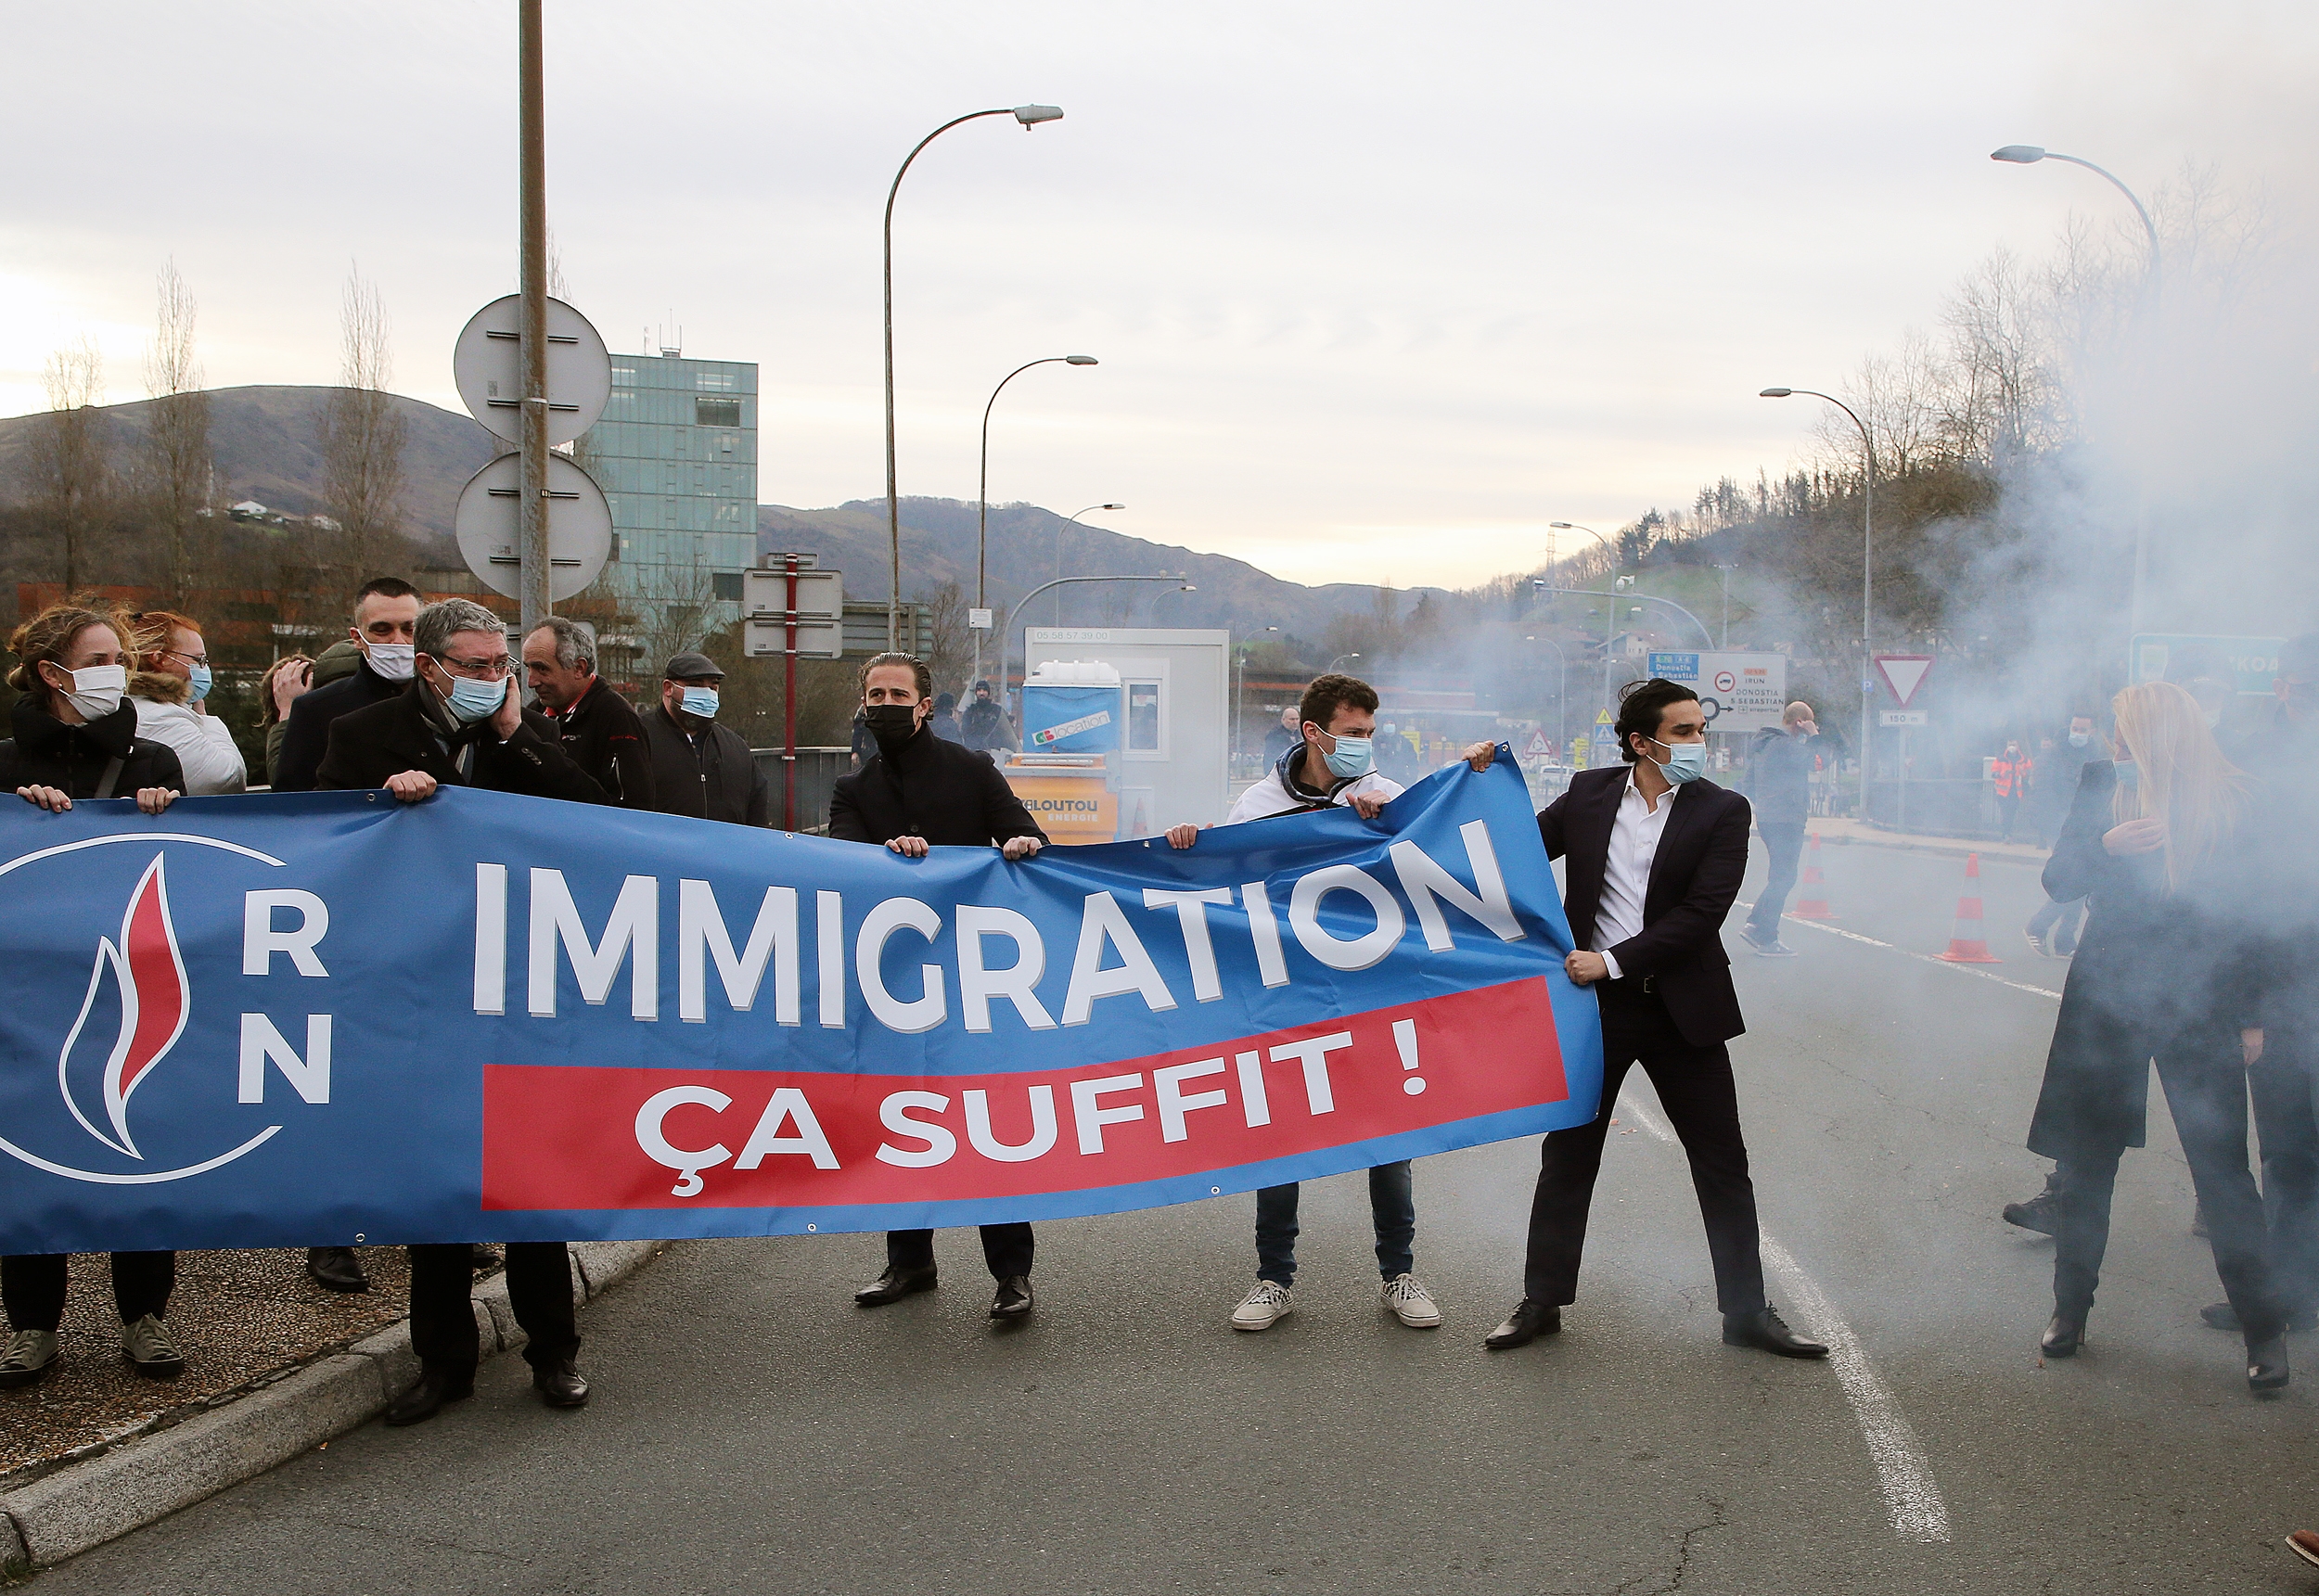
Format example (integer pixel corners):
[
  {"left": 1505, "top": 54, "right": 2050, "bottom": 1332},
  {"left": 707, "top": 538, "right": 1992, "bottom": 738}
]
[{"left": 1592, "top": 769, "right": 1680, "bottom": 980}]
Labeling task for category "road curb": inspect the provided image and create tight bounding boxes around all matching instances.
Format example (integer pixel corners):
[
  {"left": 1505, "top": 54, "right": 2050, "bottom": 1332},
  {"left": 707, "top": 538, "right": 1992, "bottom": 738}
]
[{"left": 0, "top": 1240, "right": 663, "bottom": 1577}]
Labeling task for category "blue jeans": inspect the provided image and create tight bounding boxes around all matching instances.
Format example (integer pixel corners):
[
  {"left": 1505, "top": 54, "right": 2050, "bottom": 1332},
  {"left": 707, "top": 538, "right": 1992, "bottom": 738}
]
[
  {"left": 2027, "top": 895, "right": 2086, "bottom": 953},
  {"left": 1255, "top": 1162, "right": 1416, "bottom": 1285}
]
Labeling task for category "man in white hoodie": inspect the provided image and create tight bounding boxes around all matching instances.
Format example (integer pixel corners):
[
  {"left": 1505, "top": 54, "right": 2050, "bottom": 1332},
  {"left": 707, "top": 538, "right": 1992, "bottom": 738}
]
[
  {"left": 128, "top": 609, "right": 246, "bottom": 796},
  {"left": 1165, "top": 672, "right": 1490, "bottom": 1334}
]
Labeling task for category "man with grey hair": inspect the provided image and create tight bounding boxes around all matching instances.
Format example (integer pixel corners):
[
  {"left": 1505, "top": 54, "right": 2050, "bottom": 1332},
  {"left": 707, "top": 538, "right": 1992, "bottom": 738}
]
[
  {"left": 315, "top": 597, "right": 609, "bottom": 1426},
  {"left": 522, "top": 614, "right": 655, "bottom": 810}
]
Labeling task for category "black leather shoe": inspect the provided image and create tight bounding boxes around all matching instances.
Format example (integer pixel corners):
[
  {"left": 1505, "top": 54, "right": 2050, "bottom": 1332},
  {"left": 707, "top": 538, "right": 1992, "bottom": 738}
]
[
  {"left": 989, "top": 1275, "right": 1033, "bottom": 1320},
  {"left": 306, "top": 1246, "right": 370, "bottom": 1294},
  {"left": 2249, "top": 1335, "right": 2290, "bottom": 1393},
  {"left": 533, "top": 1356, "right": 590, "bottom": 1408},
  {"left": 2041, "top": 1311, "right": 2086, "bottom": 1358},
  {"left": 2201, "top": 1301, "right": 2316, "bottom": 1334},
  {"left": 1723, "top": 1306, "right": 1829, "bottom": 1359},
  {"left": 1483, "top": 1299, "right": 1561, "bottom": 1350},
  {"left": 854, "top": 1265, "right": 938, "bottom": 1307},
  {"left": 381, "top": 1368, "right": 474, "bottom": 1426}
]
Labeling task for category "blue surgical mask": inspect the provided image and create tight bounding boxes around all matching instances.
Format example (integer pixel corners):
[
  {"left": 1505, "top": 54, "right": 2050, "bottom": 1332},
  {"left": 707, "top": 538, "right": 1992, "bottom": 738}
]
[
  {"left": 186, "top": 663, "right": 213, "bottom": 702},
  {"left": 1321, "top": 733, "right": 1374, "bottom": 780},
  {"left": 681, "top": 686, "right": 721, "bottom": 720},
  {"left": 1650, "top": 736, "right": 1709, "bottom": 785},
  {"left": 2068, "top": 731, "right": 2090, "bottom": 747},
  {"left": 444, "top": 673, "right": 508, "bottom": 725}
]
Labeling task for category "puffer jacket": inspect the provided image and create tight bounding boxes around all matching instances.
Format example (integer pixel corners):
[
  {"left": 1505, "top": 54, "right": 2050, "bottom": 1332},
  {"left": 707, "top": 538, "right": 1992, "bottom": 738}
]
[{"left": 0, "top": 696, "right": 187, "bottom": 799}]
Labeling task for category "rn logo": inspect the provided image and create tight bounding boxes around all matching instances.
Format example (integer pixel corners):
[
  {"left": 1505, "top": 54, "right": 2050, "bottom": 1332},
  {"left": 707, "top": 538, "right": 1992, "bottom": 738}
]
[{"left": 0, "top": 833, "right": 334, "bottom": 1185}]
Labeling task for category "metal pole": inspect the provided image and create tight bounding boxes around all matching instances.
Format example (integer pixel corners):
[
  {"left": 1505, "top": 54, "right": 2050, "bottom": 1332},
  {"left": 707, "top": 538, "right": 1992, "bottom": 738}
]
[
  {"left": 782, "top": 554, "right": 799, "bottom": 830},
  {"left": 516, "top": 0, "right": 550, "bottom": 638},
  {"left": 1007, "top": 574, "right": 1186, "bottom": 709},
  {"left": 976, "top": 356, "right": 1077, "bottom": 690}
]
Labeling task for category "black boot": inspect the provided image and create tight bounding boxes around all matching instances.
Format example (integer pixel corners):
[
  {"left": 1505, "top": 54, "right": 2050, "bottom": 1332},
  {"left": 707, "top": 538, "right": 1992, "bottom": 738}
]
[
  {"left": 382, "top": 1366, "right": 475, "bottom": 1426},
  {"left": 2003, "top": 1168, "right": 2068, "bottom": 1236},
  {"left": 2042, "top": 1309, "right": 2087, "bottom": 1358}
]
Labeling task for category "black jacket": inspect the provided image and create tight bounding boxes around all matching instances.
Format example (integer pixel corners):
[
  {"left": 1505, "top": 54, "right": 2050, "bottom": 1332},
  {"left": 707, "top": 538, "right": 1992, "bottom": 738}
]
[
  {"left": 960, "top": 698, "right": 1018, "bottom": 753},
  {"left": 314, "top": 681, "right": 610, "bottom": 803},
  {"left": 273, "top": 658, "right": 403, "bottom": 792},
  {"left": 639, "top": 705, "right": 769, "bottom": 826},
  {"left": 828, "top": 723, "right": 1044, "bottom": 848},
  {"left": 1537, "top": 765, "right": 1750, "bottom": 1047},
  {"left": 550, "top": 677, "right": 657, "bottom": 811},
  {"left": 0, "top": 697, "right": 186, "bottom": 799},
  {"left": 2026, "top": 760, "right": 2271, "bottom": 1157}
]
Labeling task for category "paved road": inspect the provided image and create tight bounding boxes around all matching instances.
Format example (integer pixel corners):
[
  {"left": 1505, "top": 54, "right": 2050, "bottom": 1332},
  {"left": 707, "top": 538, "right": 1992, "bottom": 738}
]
[{"left": 31, "top": 841, "right": 2318, "bottom": 1593}]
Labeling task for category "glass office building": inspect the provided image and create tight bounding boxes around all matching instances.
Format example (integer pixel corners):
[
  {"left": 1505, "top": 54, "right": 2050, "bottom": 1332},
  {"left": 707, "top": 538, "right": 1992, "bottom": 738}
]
[{"left": 584, "top": 349, "right": 758, "bottom": 656}]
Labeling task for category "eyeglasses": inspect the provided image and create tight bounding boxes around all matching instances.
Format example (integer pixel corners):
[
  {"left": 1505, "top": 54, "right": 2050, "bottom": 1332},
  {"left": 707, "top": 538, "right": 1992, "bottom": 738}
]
[
  {"left": 159, "top": 647, "right": 210, "bottom": 669},
  {"left": 434, "top": 654, "right": 514, "bottom": 680}
]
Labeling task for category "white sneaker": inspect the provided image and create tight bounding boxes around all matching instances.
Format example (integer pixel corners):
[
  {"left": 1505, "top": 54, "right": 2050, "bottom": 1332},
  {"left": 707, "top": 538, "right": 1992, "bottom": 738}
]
[
  {"left": 1231, "top": 1280, "right": 1292, "bottom": 1331},
  {"left": 1381, "top": 1272, "right": 1442, "bottom": 1328}
]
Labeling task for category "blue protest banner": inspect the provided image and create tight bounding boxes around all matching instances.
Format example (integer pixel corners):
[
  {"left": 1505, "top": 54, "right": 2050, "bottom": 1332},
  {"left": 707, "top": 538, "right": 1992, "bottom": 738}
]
[{"left": 0, "top": 755, "right": 1600, "bottom": 1253}]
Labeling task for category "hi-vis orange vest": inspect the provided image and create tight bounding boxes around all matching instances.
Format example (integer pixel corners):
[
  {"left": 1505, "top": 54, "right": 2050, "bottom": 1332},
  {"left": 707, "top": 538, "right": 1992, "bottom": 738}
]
[{"left": 1993, "top": 754, "right": 2030, "bottom": 798}]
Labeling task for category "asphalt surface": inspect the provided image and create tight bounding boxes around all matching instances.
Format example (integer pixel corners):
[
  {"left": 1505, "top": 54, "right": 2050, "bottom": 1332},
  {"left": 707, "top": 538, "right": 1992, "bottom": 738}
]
[{"left": 24, "top": 840, "right": 2319, "bottom": 1594}]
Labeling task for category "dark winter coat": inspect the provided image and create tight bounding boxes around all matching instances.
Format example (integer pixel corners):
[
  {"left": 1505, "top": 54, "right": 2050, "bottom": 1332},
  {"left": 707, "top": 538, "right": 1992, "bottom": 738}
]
[
  {"left": 1747, "top": 725, "right": 1818, "bottom": 826},
  {"left": 273, "top": 657, "right": 403, "bottom": 792},
  {"left": 1536, "top": 765, "right": 1751, "bottom": 1048},
  {"left": 548, "top": 677, "right": 657, "bottom": 811},
  {"left": 638, "top": 705, "right": 770, "bottom": 826},
  {"left": 828, "top": 723, "right": 1044, "bottom": 849},
  {"left": 2025, "top": 760, "right": 2271, "bottom": 1158},
  {"left": 0, "top": 697, "right": 186, "bottom": 799},
  {"left": 960, "top": 697, "right": 1018, "bottom": 753},
  {"left": 314, "top": 682, "right": 610, "bottom": 804}
]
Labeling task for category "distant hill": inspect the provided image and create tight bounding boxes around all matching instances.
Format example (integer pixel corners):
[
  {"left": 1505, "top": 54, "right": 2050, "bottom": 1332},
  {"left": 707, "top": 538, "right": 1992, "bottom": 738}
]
[
  {"left": 760, "top": 497, "right": 1438, "bottom": 645},
  {"left": 0, "top": 386, "right": 1438, "bottom": 652},
  {"left": 0, "top": 385, "right": 500, "bottom": 546}
]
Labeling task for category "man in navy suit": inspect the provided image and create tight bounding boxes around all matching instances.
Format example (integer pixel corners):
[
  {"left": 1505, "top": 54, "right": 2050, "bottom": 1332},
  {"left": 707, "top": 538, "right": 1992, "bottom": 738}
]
[{"left": 1481, "top": 678, "right": 1826, "bottom": 1359}]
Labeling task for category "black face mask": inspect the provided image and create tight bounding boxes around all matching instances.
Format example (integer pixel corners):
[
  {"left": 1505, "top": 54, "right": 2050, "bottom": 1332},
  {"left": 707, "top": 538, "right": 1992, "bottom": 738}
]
[{"left": 864, "top": 703, "right": 920, "bottom": 753}]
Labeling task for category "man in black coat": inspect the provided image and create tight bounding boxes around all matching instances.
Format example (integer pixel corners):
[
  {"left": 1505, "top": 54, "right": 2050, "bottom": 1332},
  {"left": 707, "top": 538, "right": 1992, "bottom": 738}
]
[
  {"left": 1482, "top": 678, "right": 1826, "bottom": 1359},
  {"left": 638, "top": 653, "right": 771, "bottom": 826},
  {"left": 521, "top": 616, "right": 656, "bottom": 811},
  {"left": 317, "top": 599, "right": 608, "bottom": 1426},
  {"left": 272, "top": 577, "right": 423, "bottom": 792},
  {"left": 829, "top": 650, "right": 1048, "bottom": 1321}
]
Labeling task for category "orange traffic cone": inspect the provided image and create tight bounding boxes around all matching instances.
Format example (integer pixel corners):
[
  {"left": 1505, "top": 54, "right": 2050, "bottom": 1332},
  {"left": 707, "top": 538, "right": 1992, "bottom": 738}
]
[
  {"left": 1787, "top": 831, "right": 1836, "bottom": 920},
  {"left": 1935, "top": 851, "right": 2002, "bottom": 963}
]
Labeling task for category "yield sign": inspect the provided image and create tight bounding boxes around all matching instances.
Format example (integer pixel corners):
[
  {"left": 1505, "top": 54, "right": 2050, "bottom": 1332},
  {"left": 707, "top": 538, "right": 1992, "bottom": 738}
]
[{"left": 1874, "top": 654, "right": 1934, "bottom": 707}]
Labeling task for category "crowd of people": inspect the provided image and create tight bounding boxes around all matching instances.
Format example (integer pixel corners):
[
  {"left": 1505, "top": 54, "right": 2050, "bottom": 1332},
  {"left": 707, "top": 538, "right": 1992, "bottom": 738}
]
[{"left": 5, "top": 579, "right": 2316, "bottom": 1549}]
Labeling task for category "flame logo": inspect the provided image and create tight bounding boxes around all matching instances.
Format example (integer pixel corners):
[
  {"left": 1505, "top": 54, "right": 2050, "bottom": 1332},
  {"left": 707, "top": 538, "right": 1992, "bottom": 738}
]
[{"left": 57, "top": 855, "right": 190, "bottom": 1159}]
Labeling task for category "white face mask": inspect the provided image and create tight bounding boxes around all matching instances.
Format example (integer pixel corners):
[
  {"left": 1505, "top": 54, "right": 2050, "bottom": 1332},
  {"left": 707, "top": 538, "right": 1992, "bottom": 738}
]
[
  {"left": 365, "top": 641, "right": 416, "bottom": 682},
  {"left": 50, "top": 663, "right": 126, "bottom": 721}
]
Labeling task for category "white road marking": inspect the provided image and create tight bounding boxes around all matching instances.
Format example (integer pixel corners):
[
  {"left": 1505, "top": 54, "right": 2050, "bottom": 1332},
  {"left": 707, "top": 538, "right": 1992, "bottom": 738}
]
[
  {"left": 1617, "top": 1092, "right": 1954, "bottom": 1543},
  {"left": 1737, "top": 900, "right": 2062, "bottom": 1002}
]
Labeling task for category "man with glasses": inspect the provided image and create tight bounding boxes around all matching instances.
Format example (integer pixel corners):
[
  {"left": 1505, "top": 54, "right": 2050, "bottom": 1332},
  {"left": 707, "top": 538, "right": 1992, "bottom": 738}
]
[{"left": 316, "top": 598, "right": 609, "bottom": 1426}]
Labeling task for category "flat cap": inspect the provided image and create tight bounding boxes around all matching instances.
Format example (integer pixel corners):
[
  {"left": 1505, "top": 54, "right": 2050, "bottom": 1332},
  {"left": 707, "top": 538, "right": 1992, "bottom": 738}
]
[{"left": 663, "top": 651, "right": 726, "bottom": 681}]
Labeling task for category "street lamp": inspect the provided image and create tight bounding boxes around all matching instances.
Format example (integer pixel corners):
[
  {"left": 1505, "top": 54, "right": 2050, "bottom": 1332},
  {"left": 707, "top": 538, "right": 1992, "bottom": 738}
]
[
  {"left": 1007, "top": 575, "right": 1195, "bottom": 710},
  {"left": 1328, "top": 654, "right": 1362, "bottom": 671},
  {"left": 881, "top": 103, "right": 1065, "bottom": 648},
  {"left": 1991, "top": 143, "right": 2159, "bottom": 635},
  {"left": 975, "top": 354, "right": 1098, "bottom": 686},
  {"left": 1055, "top": 504, "right": 1124, "bottom": 623},
  {"left": 1525, "top": 632, "right": 1568, "bottom": 753},
  {"left": 1234, "top": 625, "right": 1279, "bottom": 770},
  {"left": 1761, "top": 386, "right": 1875, "bottom": 812}
]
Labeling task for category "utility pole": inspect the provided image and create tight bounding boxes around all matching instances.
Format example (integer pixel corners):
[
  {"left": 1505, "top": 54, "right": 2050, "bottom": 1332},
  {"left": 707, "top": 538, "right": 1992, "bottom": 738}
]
[{"left": 516, "top": 0, "right": 551, "bottom": 638}]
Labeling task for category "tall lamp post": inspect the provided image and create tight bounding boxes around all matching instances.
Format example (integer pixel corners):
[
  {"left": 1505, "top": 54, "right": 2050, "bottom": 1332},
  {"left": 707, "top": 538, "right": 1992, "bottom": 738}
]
[
  {"left": 975, "top": 354, "right": 1098, "bottom": 686},
  {"left": 882, "top": 103, "right": 1064, "bottom": 648},
  {"left": 1991, "top": 144, "right": 2160, "bottom": 638},
  {"left": 1055, "top": 503, "right": 1124, "bottom": 624},
  {"left": 1525, "top": 633, "right": 1568, "bottom": 752},
  {"left": 1234, "top": 625, "right": 1279, "bottom": 771},
  {"left": 1760, "top": 387, "right": 1875, "bottom": 812},
  {"left": 1546, "top": 523, "right": 1623, "bottom": 713},
  {"left": 1007, "top": 575, "right": 1195, "bottom": 709}
]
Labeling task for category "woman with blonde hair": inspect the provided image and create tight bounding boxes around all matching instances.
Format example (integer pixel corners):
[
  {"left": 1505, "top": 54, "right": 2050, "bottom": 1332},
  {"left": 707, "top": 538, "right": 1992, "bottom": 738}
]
[{"left": 2025, "top": 680, "right": 2286, "bottom": 1391}]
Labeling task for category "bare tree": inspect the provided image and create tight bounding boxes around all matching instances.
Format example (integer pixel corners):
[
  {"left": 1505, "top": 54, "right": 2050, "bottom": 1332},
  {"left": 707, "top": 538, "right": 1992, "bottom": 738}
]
[
  {"left": 30, "top": 338, "right": 109, "bottom": 591},
  {"left": 319, "top": 266, "right": 410, "bottom": 579},
  {"left": 141, "top": 261, "right": 213, "bottom": 606},
  {"left": 1939, "top": 247, "right": 2056, "bottom": 463},
  {"left": 921, "top": 578, "right": 972, "bottom": 698}
]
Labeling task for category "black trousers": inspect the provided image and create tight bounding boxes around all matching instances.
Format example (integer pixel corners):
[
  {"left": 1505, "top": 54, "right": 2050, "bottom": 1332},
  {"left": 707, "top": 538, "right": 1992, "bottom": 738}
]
[
  {"left": 2250, "top": 1031, "right": 2319, "bottom": 1314},
  {"left": 1522, "top": 983, "right": 1766, "bottom": 1313},
  {"left": 2054, "top": 1028, "right": 2283, "bottom": 1342},
  {"left": 1745, "top": 822, "right": 1806, "bottom": 934},
  {"left": 887, "top": 1225, "right": 1033, "bottom": 1281},
  {"left": 2, "top": 1252, "right": 174, "bottom": 1333},
  {"left": 408, "top": 1242, "right": 578, "bottom": 1373}
]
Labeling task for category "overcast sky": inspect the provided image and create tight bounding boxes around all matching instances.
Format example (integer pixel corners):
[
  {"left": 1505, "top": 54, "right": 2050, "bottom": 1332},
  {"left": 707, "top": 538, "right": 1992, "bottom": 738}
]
[{"left": 1, "top": 1, "right": 2310, "bottom": 588}]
